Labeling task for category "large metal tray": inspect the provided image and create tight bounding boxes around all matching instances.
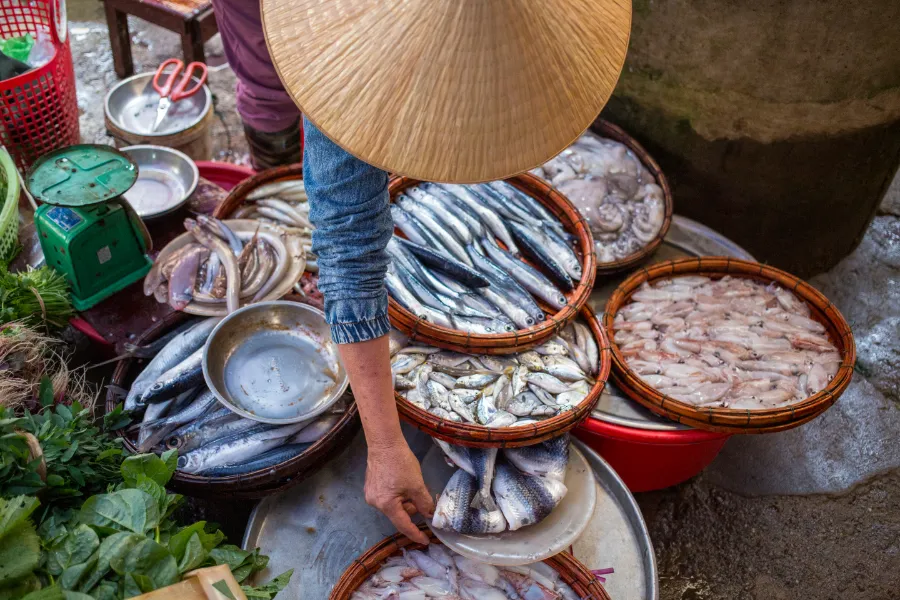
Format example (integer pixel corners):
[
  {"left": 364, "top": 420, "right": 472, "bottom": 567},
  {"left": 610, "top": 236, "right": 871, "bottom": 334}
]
[{"left": 242, "top": 429, "right": 657, "bottom": 600}]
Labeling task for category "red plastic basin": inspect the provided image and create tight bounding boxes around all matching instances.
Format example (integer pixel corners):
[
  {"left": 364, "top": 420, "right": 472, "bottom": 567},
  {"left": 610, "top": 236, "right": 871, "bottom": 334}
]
[
  {"left": 196, "top": 161, "right": 255, "bottom": 191},
  {"left": 574, "top": 417, "right": 730, "bottom": 492}
]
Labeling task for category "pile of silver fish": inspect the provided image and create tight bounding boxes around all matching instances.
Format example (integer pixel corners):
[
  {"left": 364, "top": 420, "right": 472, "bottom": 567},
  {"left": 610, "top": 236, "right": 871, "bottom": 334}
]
[
  {"left": 231, "top": 179, "right": 317, "bottom": 273},
  {"left": 389, "top": 180, "right": 583, "bottom": 333},
  {"left": 143, "top": 215, "right": 304, "bottom": 314},
  {"left": 123, "top": 317, "right": 343, "bottom": 475},
  {"left": 532, "top": 133, "right": 666, "bottom": 264},
  {"left": 352, "top": 544, "right": 579, "bottom": 600},
  {"left": 389, "top": 324, "right": 598, "bottom": 428},
  {"left": 432, "top": 436, "right": 569, "bottom": 534},
  {"left": 613, "top": 275, "right": 842, "bottom": 409}
]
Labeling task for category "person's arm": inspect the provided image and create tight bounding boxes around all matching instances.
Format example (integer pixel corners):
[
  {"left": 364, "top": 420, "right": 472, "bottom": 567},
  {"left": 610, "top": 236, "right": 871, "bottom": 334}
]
[{"left": 303, "top": 118, "right": 433, "bottom": 544}]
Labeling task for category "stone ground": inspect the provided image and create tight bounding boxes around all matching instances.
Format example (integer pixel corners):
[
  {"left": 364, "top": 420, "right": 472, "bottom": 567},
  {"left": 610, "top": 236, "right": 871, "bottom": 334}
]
[{"left": 66, "top": 5, "right": 900, "bottom": 599}]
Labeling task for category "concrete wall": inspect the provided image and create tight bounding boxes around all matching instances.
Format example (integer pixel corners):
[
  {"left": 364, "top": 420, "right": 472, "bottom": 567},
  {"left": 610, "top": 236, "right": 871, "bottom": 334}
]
[{"left": 598, "top": 0, "right": 900, "bottom": 276}]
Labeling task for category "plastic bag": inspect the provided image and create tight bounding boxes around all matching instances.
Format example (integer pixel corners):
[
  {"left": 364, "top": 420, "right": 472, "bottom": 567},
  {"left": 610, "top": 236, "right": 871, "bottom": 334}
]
[
  {"left": 26, "top": 30, "right": 55, "bottom": 69},
  {"left": 0, "top": 34, "right": 34, "bottom": 63}
]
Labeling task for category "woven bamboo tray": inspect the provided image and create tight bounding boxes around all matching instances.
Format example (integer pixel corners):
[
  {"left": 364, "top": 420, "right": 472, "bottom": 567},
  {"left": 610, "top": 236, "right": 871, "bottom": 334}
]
[
  {"left": 389, "top": 173, "right": 597, "bottom": 355},
  {"left": 396, "top": 305, "right": 610, "bottom": 448},
  {"left": 586, "top": 120, "right": 674, "bottom": 275},
  {"left": 328, "top": 525, "right": 611, "bottom": 600},
  {"left": 213, "top": 164, "right": 302, "bottom": 219},
  {"left": 603, "top": 257, "right": 856, "bottom": 434},
  {"left": 104, "top": 311, "right": 360, "bottom": 499}
]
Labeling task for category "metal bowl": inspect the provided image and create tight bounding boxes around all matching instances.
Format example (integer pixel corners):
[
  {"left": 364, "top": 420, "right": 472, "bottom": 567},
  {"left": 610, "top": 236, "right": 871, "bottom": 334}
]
[
  {"left": 203, "top": 301, "right": 349, "bottom": 424},
  {"left": 105, "top": 72, "right": 211, "bottom": 137},
  {"left": 121, "top": 145, "right": 199, "bottom": 219}
]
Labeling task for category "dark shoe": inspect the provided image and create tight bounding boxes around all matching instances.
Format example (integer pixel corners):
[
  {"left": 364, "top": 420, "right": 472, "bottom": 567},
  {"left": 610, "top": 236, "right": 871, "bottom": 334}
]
[{"left": 243, "top": 119, "right": 302, "bottom": 171}]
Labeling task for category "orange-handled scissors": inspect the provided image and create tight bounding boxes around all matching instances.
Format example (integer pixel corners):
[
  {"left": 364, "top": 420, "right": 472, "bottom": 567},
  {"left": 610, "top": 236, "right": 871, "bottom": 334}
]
[{"left": 150, "top": 58, "right": 209, "bottom": 132}]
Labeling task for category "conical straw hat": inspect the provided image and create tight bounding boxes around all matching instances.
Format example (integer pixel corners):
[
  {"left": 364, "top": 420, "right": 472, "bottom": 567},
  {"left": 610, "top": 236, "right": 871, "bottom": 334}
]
[{"left": 262, "top": 0, "right": 631, "bottom": 183}]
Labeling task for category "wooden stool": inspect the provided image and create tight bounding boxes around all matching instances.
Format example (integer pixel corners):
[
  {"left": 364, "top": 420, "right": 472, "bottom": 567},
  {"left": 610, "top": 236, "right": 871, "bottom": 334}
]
[{"left": 102, "top": 0, "right": 218, "bottom": 79}]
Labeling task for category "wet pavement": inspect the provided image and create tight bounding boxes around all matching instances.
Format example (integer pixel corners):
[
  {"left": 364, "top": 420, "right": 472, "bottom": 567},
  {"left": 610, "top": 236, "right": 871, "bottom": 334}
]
[{"left": 65, "top": 3, "right": 900, "bottom": 599}]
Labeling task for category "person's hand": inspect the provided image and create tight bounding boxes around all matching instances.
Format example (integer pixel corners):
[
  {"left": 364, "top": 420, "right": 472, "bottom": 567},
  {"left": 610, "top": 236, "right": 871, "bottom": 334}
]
[{"left": 365, "top": 441, "right": 435, "bottom": 545}]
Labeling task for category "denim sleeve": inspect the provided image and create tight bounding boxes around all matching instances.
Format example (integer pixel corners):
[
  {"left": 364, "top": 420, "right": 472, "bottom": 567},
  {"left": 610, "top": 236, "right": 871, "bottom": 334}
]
[{"left": 303, "top": 117, "right": 392, "bottom": 344}]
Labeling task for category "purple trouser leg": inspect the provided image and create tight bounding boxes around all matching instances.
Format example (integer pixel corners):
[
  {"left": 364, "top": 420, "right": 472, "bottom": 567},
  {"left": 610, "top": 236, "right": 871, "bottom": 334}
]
[{"left": 211, "top": 0, "right": 301, "bottom": 133}]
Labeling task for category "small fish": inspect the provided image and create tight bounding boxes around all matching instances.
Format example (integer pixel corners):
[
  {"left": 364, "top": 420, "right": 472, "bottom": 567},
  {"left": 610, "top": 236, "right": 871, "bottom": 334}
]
[
  {"left": 504, "top": 436, "right": 569, "bottom": 481},
  {"left": 429, "top": 352, "right": 472, "bottom": 368},
  {"left": 432, "top": 470, "right": 507, "bottom": 535},
  {"left": 573, "top": 322, "right": 599, "bottom": 376},
  {"left": 505, "top": 391, "right": 544, "bottom": 417},
  {"left": 480, "top": 236, "right": 568, "bottom": 310},
  {"left": 535, "top": 338, "right": 569, "bottom": 356},
  {"left": 137, "top": 388, "right": 217, "bottom": 452},
  {"left": 141, "top": 347, "right": 205, "bottom": 404},
  {"left": 450, "top": 389, "right": 481, "bottom": 404},
  {"left": 392, "top": 353, "right": 426, "bottom": 375},
  {"left": 455, "top": 373, "right": 499, "bottom": 389},
  {"left": 166, "top": 410, "right": 257, "bottom": 453},
  {"left": 541, "top": 355, "right": 587, "bottom": 382},
  {"left": 178, "top": 422, "right": 308, "bottom": 474},
  {"left": 525, "top": 372, "right": 571, "bottom": 394},
  {"left": 200, "top": 443, "right": 312, "bottom": 476},
  {"left": 485, "top": 411, "right": 517, "bottom": 428},
  {"left": 507, "top": 221, "right": 575, "bottom": 291},
  {"left": 452, "top": 314, "right": 516, "bottom": 334},
  {"left": 492, "top": 460, "right": 568, "bottom": 531},
  {"left": 435, "top": 440, "right": 499, "bottom": 510},
  {"left": 517, "top": 351, "right": 544, "bottom": 371}
]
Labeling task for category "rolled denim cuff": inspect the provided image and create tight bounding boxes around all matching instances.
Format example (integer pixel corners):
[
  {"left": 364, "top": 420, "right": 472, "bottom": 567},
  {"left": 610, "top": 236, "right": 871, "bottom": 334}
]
[{"left": 326, "top": 291, "right": 391, "bottom": 344}]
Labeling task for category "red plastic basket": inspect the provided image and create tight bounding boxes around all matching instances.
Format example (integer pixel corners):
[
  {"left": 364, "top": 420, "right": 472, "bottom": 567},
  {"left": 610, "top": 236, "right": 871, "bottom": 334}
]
[{"left": 0, "top": 0, "right": 79, "bottom": 171}]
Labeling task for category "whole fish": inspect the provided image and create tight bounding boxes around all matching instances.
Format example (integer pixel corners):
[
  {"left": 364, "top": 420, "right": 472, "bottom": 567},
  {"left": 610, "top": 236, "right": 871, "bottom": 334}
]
[
  {"left": 166, "top": 409, "right": 258, "bottom": 453},
  {"left": 476, "top": 183, "right": 542, "bottom": 228},
  {"left": 507, "top": 221, "right": 574, "bottom": 291},
  {"left": 541, "top": 355, "right": 587, "bottom": 382},
  {"left": 419, "top": 183, "right": 486, "bottom": 238},
  {"left": 395, "top": 194, "right": 472, "bottom": 265},
  {"left": 406, "top": 187, "right": 473, "bottom": 244},
  {"left": 200, "top": 443, "right": 312, "bottom": 476},
  {"left": 468, "top": 241, "right": 544, "bottom": 324},
  {"left": 178, "top": 422, "right": 307, "bottom": 473},
  {"left": 137, "top": 388, "right": 218, "bottom": 452},
  {"left": 505, "top": 391, "right": 545, "bottom": 417},
  {"left": 480, "top": 236, "right": 568, "bottom": 310},
  {"left": 573, "top": 322, "right": 600, "bottom": 376},
  {"left": 525, "top": 372, "right": 571, "bottom": 394},
  {"left": 167, "top": 245, "right": 208, "bottom": 310},
  {"left": 503, "top": 436, "right": 569, "bottom": 482},
  {"left": 187, "top": 220, "right": 241, "bottom": 313},
  {"left": 125, "top": 317, "right": 220, "bottom": 413},
  {"left": 485, "top": 411, "right": 517, "bottom": 428},
  {"left": 137, "top": 389, "right": 189, "bottom": 447},
  {"left": 492, "top": 460, "right": 568, "bottom": 530},
  {"left": 392, "top": 353, "right": 425, "bottom": 375},
  {"left": 437, "top": 184, "right": 519, "bottom": 255},
  {"left": 289, "top": 413, "right": 340, "bottom": 444},
  {"left": 455, "top": 373, "right": 500, "bottom": 389},
  {"left": 494, "top": 180, "right": 560, "bottom": 225},
  {"left": 385, "top": 267, "right": 453, "bottom": 328},
  {"left": 452, "top": 314, "right": 516, "bottom": 334},
  {"left": 395, "top": 237, "right": 489, "bottom": 288},
  {"left": 432, "top": 470, "right": 507, "bottom": 535},
  {"left": 141, "top": 347, "right": 205, "bottom": 404},
  {"left": 197, "top": 215, "right": 243, "bottom": 254},
  {"left": 435, "top": 440, "right": 498, "bottom": 510},
  {"left": 387, "top": 239, "right": 465, "bottom": 300}
]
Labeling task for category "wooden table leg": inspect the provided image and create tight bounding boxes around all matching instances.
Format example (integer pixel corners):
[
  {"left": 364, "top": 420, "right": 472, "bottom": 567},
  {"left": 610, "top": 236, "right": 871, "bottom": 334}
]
[
  {"left": 103, "top": 1, "right": 134, "bottom": 79},
  {"left": 181, "top": 20, "right": 206, "bottom": 66}
]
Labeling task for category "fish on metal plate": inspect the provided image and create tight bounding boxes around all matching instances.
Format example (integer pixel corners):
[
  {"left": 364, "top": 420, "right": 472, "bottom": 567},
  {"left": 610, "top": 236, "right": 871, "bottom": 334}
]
[
  {"left": 492, "top": 459, "right": 568, "bottom": 531},
  {"left": 503, "top": 435, "right": 569, "bottom": 481},
  {"left": 435, "top": 440, "right": 499, "bottom": 510},
  {"left": 432, "top": 470, "right": 507, "bottom": 535}
]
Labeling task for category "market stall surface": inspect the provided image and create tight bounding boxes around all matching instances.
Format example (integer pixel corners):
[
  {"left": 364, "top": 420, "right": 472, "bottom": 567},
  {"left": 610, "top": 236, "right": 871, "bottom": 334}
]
[{"left": 64, "top": 1, "right": 900, "bottom": 598}]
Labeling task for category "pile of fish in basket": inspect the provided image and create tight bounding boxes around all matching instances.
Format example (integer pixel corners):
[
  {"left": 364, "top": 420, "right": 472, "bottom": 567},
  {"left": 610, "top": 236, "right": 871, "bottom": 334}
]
[{"left": 120, "top": 316, "right": 345, "bottom": 477}]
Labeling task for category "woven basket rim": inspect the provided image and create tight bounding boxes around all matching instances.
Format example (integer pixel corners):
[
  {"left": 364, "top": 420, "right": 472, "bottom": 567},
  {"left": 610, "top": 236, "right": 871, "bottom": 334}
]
[
  {"left": 328, "top": 525, "right": 610, "bottom": 600},
  {"left": 388, "top": 173, "right": 597, "bottom": 353},
  {"left": 395, "top": 304, "right": 611, "bottom": 448},
  {"left": 104, "top": 311, "right": 358, "bottom": 489},
  {"left": 602, "top": 256, "right": 856, "bottom": 433},
  {"left": 586, "top": 120, "right": 674, "bottom": 274},
  {"left": 213, "top": 164, "right": 303, "bottom": 220}
]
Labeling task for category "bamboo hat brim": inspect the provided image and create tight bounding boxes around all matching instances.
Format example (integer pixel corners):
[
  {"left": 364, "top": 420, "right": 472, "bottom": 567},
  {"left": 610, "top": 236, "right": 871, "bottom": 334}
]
[{"left": 262, "top": 0, "right": 631, "bottom": 183}]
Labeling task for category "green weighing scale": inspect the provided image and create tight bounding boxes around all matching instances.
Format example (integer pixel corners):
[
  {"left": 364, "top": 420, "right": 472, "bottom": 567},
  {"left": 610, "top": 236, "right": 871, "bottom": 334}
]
[{"left": 26, "top": 145, "right": 153, "bottom": 311}]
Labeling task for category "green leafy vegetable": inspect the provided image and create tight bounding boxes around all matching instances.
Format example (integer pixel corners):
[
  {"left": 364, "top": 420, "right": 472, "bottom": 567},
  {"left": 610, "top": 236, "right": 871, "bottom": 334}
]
[
  {"left": 0, "top": 265, "right": 74, "bottom": 329},
  {"left": 242, "top": 570, "right": 294, "bottom": 600},
  {"left": 0, "top": 496, "right": 41, "bottom": 586},
  {"left": 0, "top": 404, "right": 122, "bottom": 505},
  {"left": 78, "top": 489, "right": 161, "bottom": 535}
]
